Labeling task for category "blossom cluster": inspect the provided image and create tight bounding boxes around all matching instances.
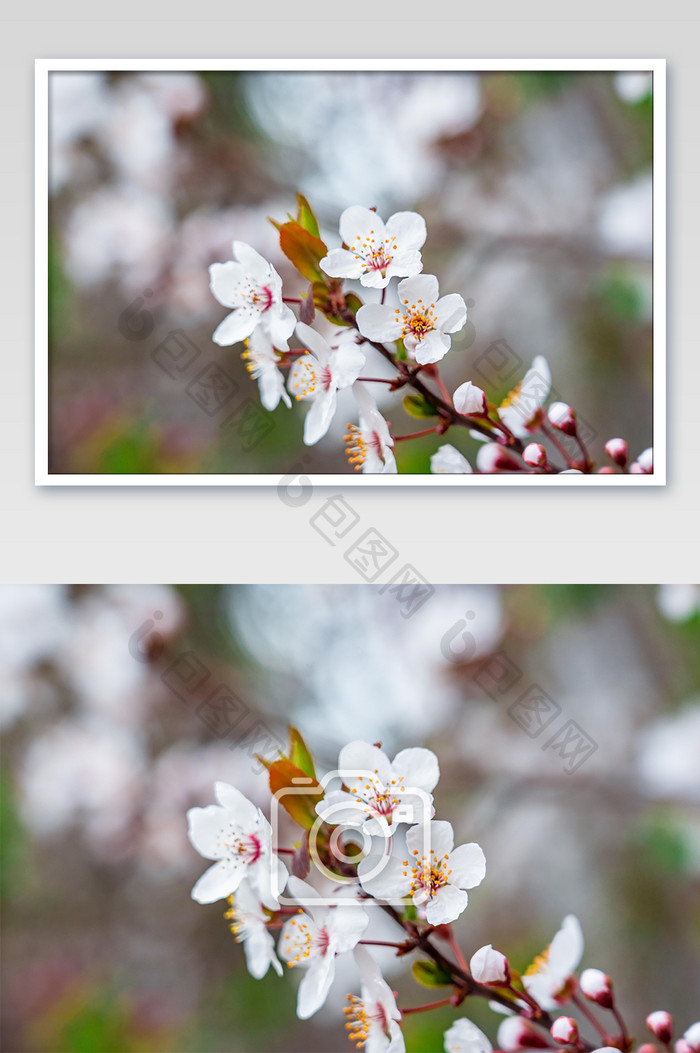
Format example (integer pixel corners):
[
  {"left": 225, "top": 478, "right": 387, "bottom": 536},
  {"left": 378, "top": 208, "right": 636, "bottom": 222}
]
[
  {"left": 186, "top": 728, "right": 695, "bottom": 1052},
  {"left": 208, "top": 196, "right": 653, "bottom": 475}
]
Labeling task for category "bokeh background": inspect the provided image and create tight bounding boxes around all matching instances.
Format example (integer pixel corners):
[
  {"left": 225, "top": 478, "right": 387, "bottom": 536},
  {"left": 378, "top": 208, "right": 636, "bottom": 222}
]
[
  {"left": 1, "top": 584, "right": 698, "bottom": 1052},
  {"left": 46, "top": 69, "right": 654, "bottom": 475}
]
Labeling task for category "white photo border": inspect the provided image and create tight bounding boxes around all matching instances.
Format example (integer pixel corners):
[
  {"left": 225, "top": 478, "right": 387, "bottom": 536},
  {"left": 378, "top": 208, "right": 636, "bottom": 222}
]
[{"left": 35, "top": 58, "right": 666, "bottom": 486}]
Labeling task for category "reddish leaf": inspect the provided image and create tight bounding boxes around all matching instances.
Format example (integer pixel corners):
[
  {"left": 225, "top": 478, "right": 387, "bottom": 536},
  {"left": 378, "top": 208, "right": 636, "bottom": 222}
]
[{"left": 279, "top": 221, "right": 328, "bottom": 283}]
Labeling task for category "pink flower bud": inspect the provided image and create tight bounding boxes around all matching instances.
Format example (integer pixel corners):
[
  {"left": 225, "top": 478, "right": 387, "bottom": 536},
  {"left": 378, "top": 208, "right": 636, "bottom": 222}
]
[
  {"left": 548, "top": 401, "right": 577, "bottom": 436},
  {"left": 498, "top": 1017, "right": 550, "bottom": 1051},
  {"left": 476, "top": 443, "right": 521, "bottom": 473},
  {"left": 597, "top": 467, "right": 615, "bottom": 474},
  {"left": 605, "top": 437, "right": 628, "bottom": 467},
  {"left": 647, "top": 1012, "right": 674, "bottom": 1044},
  {"left": 630, "top": 447, "right": 653, "bottom": 474},
  {"left": 675, "top": 1042, "right": 693, "bottom": 1053},
  {"left": 580, "top": 968, "right": 614, "bottom": 1009},
  {"left": 523, "top": 442, "right": 548, "bottom": 469},
  {"left": 683, "top": 1023, "right": 700, "bottom": 1053},
  {"left": 551, "top": 1017, "right": 579, "bottom": 1045},
  {"left": 454, "top": 381, "right": 488, "bottom": 417},
  {"left": 469, "top": 944, "right": 510, "bottom": 985},
  {"left": 639, "top": 1045, "right": 661, "bottom": 1053}
]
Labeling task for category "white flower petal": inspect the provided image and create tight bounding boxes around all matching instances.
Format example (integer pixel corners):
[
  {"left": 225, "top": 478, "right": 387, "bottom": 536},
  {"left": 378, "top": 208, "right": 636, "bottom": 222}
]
[
  {"left": 392, "top": 747, "right": 439, "bottom": 793},
  {"left": 425, "top": 884, "right": 468, "bottom": 925},
  {"left": 297, "top": 953, "right": 336, "bottom": 1019},
  {"left": 339, "top": 205, "right": 387, "bottom": 249},
  {"left": 386, "top": 250, "right": 423, "bottom": 281},
  {"left": 436, "top": 293, "right": 467, "bottom": 334},
  {"left": 212, "top": 308, "right": 257, "bottom": 347},
  {"left": 407, "top": 820, "right": 453, "bottom": 859},
  {"left": 214, "top": 782, "right": 259, "bottom": 826},
  {"left": 413, "top": 329, "right": 450, "bottom": 365},
  {"left": 444, "top": 1018, "right": 493, "bottom": 1053},
  {"left": 360, "top": 267, "right": 393, "bottom": 289},
  {"left": 232, "top": 240, "right": 271, "bottom": 281},
  {"left": 264, "top": 302, "right": 296, "bottom": 350},
  {"left": 385, "top": 211, "right": 427, "bottom": 251},
  {"left": 357, "top": 304, "right": 403, "bottom": 343},
  {"left": 303, "top": 389, "right": 337, "bottom": 445},
  {"left": 330, "top": 344, "right": 366, "bottom": 389},
  {"left": 187, "top": 804, "right": 228, "bottom": 859},
  {"left": 448, "top": 842, "right": 486, "bottom": 890},
  {"left": 431, "top": 445, "right": 473, "bottom": 474},
  {"left": 357, "top": 853, "right": 410, "bottom": 900},
  {"left": 191, "top": 859, "right": 242, "bottom": 903},
  {"left": 328, "top": 904, "right": 369, "bottom": 953},
  {"left": 295, "top": 322, "right": 330, "bottom": 365},
  {"left": 340, "top": 742, "right": 393, "bottom": 784},
  {"left": 209, "top": 260, "right": 248, "bottom": 307},
  {"left": 320, "top": 247, "right": 365, "bottom": 280},
  {"left": 548, "top": 914, "right": 584, "bottom": 976},
  {"left": 397, "top": 273, "right": 440, "bottom": 305}
]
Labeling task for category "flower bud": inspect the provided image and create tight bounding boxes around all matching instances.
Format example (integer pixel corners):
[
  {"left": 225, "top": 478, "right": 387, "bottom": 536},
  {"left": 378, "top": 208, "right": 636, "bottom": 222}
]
[
  {"left": 639, "top": 1045, "right": 660, "bottom": 1053},
  {"left": 605, "top": 437, "right": 628, "bottom": 467},
  {"left": 469, "top": 944, "right": 510, "bottom": 985},
  {"left": 523, "top": 443, "right": 548, "bottom": 469},
  {"left": 597, "top": 467, "right": 615, "bottom": 474},
  {"left": 476, "top": 443, "right": 521, "bottom": 474},
  {"left": 630, "top": 447, "right": 653, "bottom": 474},
  {"left": 551, "top": 1017, "right": 579, "bottom": 1045},
  {"left": 675, "top": 1042, "right": 693, "bottom": 1053},
  {"left": 683, "top": 1023, "right": 700, "bottom": 1053},
  {"left": 498, "top": 1017, "right": 550, "bottom": 1051},
  {"left": 453, "top": 381, "right": 488, "bottom": 417},
  {"left": 647, "top": 1012, "right": 674, "bottom": 1044},
  {"left": 548, "top": 402, "right": 577, "bottom": 436},
  {"left": 580, "top": 968, "right": 614, "bottom": 1009}
]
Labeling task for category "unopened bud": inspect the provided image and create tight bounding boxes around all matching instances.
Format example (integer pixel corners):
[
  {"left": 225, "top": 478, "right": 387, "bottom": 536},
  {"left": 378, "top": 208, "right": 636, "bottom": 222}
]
[
  {"left": 647, "top": 1012, "right": 674, "bottom": 1044},
  {"left": 597, "top": 467, "right": 615, "bottom": 474},
  {"left": 605, "top": 437, "right": 628, "bottom": 467},
  {"left": 675, "top": 1042, "right": 693, "bottom": 1053},
  {"left": 551, "top": 1017, "right": 579, "bottom": 1045},
  {"left": 454, "top": 380, "right": 488, "bottom": 417},
  {"left": 548, "top": 401, "right": 577, "bottom": 436},
  {"left": 580, "top": 968, "right": 614, "bottom": 1009},
  {"left": 639, "top": 1045, "right": 660, "bottom": 1053},
  {"left": 498, "top": 1017, "right": 550, "bottom": 1051},
  {"left": 683, "top": 1023, "right": 700, "bottom": 1053},
  {"left": 523, "top": 443, "right": 548, "bottom": 469},
  {"left": 469, "top": 944, "right": 510, "bottom": 985},
  {"left": 630, "top": 447, "right": 653, "bottom": 474},
  {"left": 476, "top": 443, "right": 521, "bottom": 474}
]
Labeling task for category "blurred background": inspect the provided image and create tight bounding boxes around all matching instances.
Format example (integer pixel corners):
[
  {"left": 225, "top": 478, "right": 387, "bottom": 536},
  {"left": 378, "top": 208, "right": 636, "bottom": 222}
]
[
  {"left": 1, "top": 584, "right": 698, "bottom": 1052},
  {"left": 46, "top": 69, "right": 655, "bottom": 475}
]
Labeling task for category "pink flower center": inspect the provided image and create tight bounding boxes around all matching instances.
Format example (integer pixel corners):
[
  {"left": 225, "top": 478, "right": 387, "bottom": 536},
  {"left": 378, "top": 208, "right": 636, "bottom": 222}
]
[
  {"left": 236, "top": 834, "right": 262, "bottom": 864},
  {"left": 251, "top": 285, "right": 274, "bottom": 312}
]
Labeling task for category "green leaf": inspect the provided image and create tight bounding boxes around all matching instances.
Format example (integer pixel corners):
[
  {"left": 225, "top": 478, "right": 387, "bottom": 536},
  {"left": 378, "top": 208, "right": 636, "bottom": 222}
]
[
  {"left": 411, "top": 960, "right": 453, "bottom": 988},
  {"left": 394, "top": 339, "right": 408, "bottom": 361},
  {"left": 288, "top": 726, "right": 317, "bottom": 779},
  {"left": 279, "top": 221, "right": 328, "bottom": 283},
  {"left": 403, "top": 394, "right": 438, "bottom": 419},
  {"left": 296, "top": 194, "right": 321, "bottom": 239},
  {"left": 344, "top": 293, "right": 363, "bottom": 317}
]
